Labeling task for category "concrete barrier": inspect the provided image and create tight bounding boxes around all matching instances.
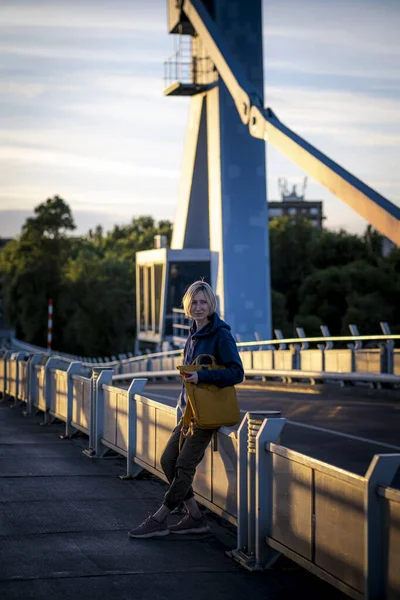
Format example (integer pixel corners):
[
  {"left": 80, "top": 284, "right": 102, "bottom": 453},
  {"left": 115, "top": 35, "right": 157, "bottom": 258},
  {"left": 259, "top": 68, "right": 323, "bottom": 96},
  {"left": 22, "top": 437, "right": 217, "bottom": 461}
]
[
  {"left": 300, "top": 349, "right": 324, "bottom": 372},
  {"left": 354, "top": 348, "right": 382, "bottom": 374},
  {"left": 324, "top": 349, "right": 353, "bottom": 373}
]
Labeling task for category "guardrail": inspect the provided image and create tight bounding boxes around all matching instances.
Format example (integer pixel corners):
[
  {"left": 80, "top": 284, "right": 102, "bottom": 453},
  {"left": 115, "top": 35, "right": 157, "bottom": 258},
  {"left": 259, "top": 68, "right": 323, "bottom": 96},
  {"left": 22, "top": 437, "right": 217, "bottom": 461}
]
[
  {"left": 7, "top": 323, "right": 400, "bottom": 382},
  {"left": 1, "top": 350, "right": 399, "bottom": 599},
  {"left": 112, "top": 334, "right": 400, "bottom": 383},
  {"left": 243, "top": 424, "right": 400, "bottom": 599},
  {"left": 136, "top": 331, "right": 399, "bottom": 383},
  {"left": 112, "top": 367, "right": 400, "bottom": 390}
]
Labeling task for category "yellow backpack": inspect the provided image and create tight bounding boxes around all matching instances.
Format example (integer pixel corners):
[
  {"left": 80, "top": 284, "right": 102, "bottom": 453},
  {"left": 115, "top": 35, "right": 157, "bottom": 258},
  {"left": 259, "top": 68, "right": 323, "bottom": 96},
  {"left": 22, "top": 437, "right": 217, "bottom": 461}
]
[{"left": 177, "top": 354, "right": 241, "bottom": 435}]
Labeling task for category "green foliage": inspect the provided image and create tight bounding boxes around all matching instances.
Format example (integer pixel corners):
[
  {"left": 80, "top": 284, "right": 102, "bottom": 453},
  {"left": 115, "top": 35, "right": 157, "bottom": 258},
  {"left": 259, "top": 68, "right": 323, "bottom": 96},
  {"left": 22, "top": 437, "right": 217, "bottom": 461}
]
[
  {"left": 22, "top": 195, "right": 76, "bottom": 240},
  {"left": 59, "top": 253, "right": 136, "bottom": 356},
  {"left": 0, "top": 205, "right": 73, "bottom": 346},
  {"left": 269, "top": 217, "right": 319, "bottom": 321},
  {"left": 270, "top": 290, "right": 291, "bottom": 336},
  {"left": 0, "top": 195, "right": 398, "bottom": 354},
  {"left": 268, "top": 217, "right": 399, "bottom": 335},
  {"left": 0, "top": 197, "right": 172, "bottom": 354},
  {"left": 295, "top": 259, "right": 399, "bottom": 335}
]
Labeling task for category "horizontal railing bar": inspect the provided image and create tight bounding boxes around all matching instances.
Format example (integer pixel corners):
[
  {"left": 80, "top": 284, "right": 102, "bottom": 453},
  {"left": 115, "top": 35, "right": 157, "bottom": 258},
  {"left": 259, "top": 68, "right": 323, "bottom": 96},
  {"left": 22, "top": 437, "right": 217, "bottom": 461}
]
[
  {"left": 122, "top": 334, "right": 400, "bottom": 364},
  {"left": 8, "top": 332, "right": 399, "bottom": 366},
  {"left": 112, "top": 368, "right": 400, "bottom": 384},
  {"left": 121, "top": 349, "right": 183, "bottom": 363},
  {"left": 134, "top": 394, "right": 176, "bottom": 414},
  {"left": 377, "top": 485, "right": 400, "bottom": 501},
  {"left": 71, "top": 374, "right": 91, "bottom": 382},
  {"left": 247, "top": 369, "right": 400, "bottom": 382},
  {"left": 237, "top": 334, "right": 400, "bottom": 348},
  {"left": 102, "top": 384, "right": 128, "bottom": 395},
  {"left": 100, "top": 438, "right": 128, "bottom": 458},
  {"left": 70, "top": 421, "right": 89, "bottom": 435}
]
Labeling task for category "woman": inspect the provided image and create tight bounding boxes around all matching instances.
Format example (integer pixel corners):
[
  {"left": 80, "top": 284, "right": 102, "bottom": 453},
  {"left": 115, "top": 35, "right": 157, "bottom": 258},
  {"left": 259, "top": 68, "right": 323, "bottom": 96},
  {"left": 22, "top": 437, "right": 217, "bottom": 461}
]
[{"left": 128, "top": 280, "right": 244, "bottom": 538}]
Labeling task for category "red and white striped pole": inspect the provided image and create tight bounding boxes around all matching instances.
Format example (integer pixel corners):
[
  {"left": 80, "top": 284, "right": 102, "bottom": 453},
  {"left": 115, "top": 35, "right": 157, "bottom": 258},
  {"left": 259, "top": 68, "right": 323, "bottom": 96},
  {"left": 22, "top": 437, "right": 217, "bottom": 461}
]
[{"left": 47, "top": 298, "right": 53, "bottom": 351}]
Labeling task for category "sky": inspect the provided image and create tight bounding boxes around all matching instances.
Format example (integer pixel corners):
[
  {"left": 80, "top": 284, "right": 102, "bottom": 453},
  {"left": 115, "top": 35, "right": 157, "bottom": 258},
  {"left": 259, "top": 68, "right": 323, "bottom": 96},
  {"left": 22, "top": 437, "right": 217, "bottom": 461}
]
[{"left": 0, "top": 0, "right": 399, "bottom": 238}]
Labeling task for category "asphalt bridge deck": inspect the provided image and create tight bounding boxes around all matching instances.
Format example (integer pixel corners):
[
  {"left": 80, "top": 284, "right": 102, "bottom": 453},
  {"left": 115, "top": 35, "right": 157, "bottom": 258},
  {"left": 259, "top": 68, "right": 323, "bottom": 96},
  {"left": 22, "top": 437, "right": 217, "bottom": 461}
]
[{"left": 0, "top": 400, "right": 348, "bottom": 600}]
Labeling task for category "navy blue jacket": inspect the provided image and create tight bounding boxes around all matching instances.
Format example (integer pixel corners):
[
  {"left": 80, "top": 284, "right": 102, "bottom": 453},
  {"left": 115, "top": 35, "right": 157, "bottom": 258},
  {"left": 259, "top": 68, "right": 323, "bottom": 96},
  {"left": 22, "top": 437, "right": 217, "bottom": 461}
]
[{"left": 177, "top": 312, "right": 244, "bottom": 414}]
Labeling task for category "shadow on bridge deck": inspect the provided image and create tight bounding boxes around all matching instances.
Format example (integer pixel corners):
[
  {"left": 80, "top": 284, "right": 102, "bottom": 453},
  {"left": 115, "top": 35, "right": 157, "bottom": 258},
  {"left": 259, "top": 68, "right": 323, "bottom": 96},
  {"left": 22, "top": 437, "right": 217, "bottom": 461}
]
[{"left": 0, "top": 400, "right": 348, "bottom": 600}]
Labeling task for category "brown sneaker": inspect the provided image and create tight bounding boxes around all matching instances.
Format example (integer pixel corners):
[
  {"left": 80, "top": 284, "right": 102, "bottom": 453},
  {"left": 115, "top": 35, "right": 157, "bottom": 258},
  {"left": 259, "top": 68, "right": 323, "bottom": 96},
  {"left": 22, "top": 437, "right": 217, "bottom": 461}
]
[
  {"left": 128, "top": 514, "right": 169, "bottom": 539},
  {"left": 168, "top": 513, "right": 209, "bottom": 535}
]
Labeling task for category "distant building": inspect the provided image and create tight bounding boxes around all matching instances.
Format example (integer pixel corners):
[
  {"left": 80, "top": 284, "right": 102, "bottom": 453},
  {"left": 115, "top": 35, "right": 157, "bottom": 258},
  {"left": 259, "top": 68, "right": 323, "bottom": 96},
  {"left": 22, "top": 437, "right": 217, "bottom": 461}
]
[{"left": 268, "top": 177, "right": 325, "bottom": 229}]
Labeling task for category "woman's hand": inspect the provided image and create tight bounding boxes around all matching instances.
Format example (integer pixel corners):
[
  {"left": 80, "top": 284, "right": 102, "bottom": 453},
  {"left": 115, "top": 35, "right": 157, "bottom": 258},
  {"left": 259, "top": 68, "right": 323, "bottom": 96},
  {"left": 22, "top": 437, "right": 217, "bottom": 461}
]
[{"left": 183, "top": 371, "right": 198, "bottom": 384}]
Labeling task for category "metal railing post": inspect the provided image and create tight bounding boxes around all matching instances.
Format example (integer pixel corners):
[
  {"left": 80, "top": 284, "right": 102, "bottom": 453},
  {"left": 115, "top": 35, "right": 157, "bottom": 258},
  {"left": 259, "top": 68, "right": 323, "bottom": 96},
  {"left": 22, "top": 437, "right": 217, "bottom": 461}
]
[
  {"left": 92, "top": 368, "right": 114, "bottom": 457},
  {"left": 230, "top": 410, "right": 281, "bottom": 570},
  {"left": 42, "top": 356, "right": 61, "bottom": 425},
  {"left": 380, "top": 321, "right": 394, "bottom": 374},
  {"left": 247, "top": 412, "right": 281, "bottom": 557},
  {"left": 27, "top": 353, "right": 42, "bottom": 415},
  {"left": 348, "top": 324, "right": 361, "bottom": 371},
  {"left": 13, "top": 351, "right": 25, "bottom": 406},
  {"left": 2, "top": 350, "right": 13, "bottom": 400},
  {"left": 121, "top": 378, "right": 147, "bottom": 479},
  {"left": 255, "top": 417, "right": 286, "bottom": 568},
  {"left": 236, "top": 413, "right": 249, "bottom": 550},
  {"left": 364, "top": 453, "right": 400, "bottom": 600},
  {"left": 63, "top": 362, "right": 82, "bottom": 438}
]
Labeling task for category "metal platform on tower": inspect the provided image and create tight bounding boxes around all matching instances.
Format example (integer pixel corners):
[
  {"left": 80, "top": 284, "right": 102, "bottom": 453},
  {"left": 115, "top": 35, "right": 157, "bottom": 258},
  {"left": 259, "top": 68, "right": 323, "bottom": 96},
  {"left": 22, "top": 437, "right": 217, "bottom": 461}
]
[{"left": 163, "top": 30, "right": 216, "bottom": 96}]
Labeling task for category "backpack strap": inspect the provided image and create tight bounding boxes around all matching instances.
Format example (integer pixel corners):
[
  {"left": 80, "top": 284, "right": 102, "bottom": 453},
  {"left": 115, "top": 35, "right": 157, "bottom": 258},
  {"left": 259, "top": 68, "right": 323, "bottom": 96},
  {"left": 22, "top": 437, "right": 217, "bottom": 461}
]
[{"left": 179, "top": 402, "right": 194, "bottom": 450}]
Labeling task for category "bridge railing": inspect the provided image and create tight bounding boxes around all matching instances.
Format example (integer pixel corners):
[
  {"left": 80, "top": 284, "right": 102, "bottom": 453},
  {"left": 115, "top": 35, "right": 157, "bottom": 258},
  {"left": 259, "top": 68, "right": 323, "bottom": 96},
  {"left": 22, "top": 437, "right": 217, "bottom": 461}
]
[
  {"left": 1, "top": 358, "right": 399, "bottom": 598},
  {"left": 6, "top": 322, "right": 400, "bottom": 382},
  {"left": 116, "top": 326, "right": 400, "bottom": 380},
  {"left": 111, "top": 333, "right": 400, "bottom": 389},
  {"left": 3, "top": 331, "right": 400, "bottom": 400},
  {"left": 248, "top": 420, "right": 400, "bottom": 599}
]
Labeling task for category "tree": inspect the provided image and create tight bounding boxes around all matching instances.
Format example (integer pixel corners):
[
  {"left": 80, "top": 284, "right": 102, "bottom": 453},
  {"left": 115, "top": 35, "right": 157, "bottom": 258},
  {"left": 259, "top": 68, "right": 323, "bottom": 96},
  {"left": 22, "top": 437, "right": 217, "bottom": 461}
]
[
  {"left": 271, "top": 290, "right": 291, "bottom": 336},
  {"left": 268, "top": 218, "right": 399, "bottom": 335},
  {"left": 269, "top": 216, "right": 319, "bottom": 321},
  {"left": 296, "top": 266, "right": 348, "bottom": 334},
  {"left": 22, "top": 195, "right": 76, "bottom": 240},
  {"left": 296, "top": 260, "right": 400, "bottom": 334},
  {"left": 0, "top": 197, "right": 75, "bottom": 347},
  {"left": 59, "top": 252, "right": 136, "bottom": 356},
  {"left": 311, "top": 228, "right": 376, "bottom": 270}
]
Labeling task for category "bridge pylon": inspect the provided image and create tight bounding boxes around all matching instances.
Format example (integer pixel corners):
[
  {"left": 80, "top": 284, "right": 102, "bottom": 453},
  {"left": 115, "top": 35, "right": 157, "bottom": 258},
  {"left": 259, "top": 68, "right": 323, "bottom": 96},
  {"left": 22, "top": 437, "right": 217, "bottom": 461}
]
[{"left": 136, "top": 0, "right": 272, "bottom": 349}]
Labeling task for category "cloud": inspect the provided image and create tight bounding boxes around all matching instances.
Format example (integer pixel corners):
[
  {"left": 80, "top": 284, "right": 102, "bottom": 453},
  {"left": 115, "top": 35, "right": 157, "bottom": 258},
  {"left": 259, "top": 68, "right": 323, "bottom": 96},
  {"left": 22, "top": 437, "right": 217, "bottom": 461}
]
[
  {"left": 0, "top": 41, "right": 163, "bottom": 64},
  {"left": 0, "top": 81, "right": 48, "bottom": 99},
  {"left": 0, "top": 145, "right": 179, "bottom": 179},
  {"left": 264, "top": 25, "right": 400, "bottom": 56},
  {"left": 0, "top": 1, "right": 166, "bottom": 32},
  {"left": 0, "top": 127, "right": 180, "bottom": 159},
  {"left": 266, "top": 59, "right": 400, "bottom": 84},
  {"left": 263, "top": 0, "right": 400, "bottom": 57},
  {"left": 266, "top": 85, "right": 399, "bottom": 130},
  {"left": 0, "top": 0, "right": 398, "bottom": 239}
]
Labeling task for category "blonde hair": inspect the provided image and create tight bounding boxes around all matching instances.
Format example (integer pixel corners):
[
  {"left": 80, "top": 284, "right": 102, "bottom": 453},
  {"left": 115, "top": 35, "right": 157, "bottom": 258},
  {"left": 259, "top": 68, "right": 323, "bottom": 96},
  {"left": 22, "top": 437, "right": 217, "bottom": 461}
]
[{"left": 182, "top": 280, "right": 217, "bottom": 319}]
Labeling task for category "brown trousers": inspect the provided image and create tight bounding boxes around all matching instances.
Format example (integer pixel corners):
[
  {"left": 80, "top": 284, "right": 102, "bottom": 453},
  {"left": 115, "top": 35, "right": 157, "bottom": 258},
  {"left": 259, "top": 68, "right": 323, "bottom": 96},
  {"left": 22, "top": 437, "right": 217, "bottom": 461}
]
[{"left": 160, "top": 420, "right": 214, "bottom": 511}]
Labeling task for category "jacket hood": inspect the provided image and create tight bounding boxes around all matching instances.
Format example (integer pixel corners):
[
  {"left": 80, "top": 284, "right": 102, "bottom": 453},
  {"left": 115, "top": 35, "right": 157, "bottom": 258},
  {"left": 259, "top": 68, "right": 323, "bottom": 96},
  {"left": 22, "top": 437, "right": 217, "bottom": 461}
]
[{"left": 191, "top": 312, "right": 231, "bottom": 338}]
